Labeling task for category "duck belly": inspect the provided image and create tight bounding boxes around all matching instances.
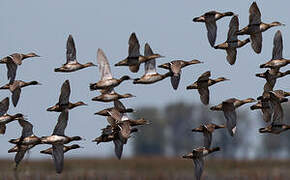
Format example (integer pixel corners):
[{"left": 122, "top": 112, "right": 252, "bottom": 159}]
[{"left": 43, "top": 135, "right": 67, "bottom": 144}]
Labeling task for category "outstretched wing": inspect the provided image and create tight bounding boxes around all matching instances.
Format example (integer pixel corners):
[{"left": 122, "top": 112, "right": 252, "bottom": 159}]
[
  {"left": 97, "top": 48, "right": 113, "bottom": 80},
  {"left": 205, "top": 14, "right": 217, "bottom": 47},
  {"left": 250, "top": 33, "right": 262, "bottom": 54},
  {"left": 144, "top": 43, "right": 156, "bottom": 75},
  {"left": 52, "top": 144, "right": 64, "bottom": 174},
  {"left": 0, "top": 97, "right": 9, "bottom": 116},
  {"left": 128, "top": 33, "right": 140, "bottom": 57},
  {"left": 58, "top": 80, "right": 71, "bottom": 105},
  {"left": 6, "top": 62, "right": 17, "bottom": 84},
  {"left": 53, "top": 110, "right": 69, "bottom": 136},
  {"left": 66, "top": 35, "right": 77, "bottom": 63},
  {"left": 249, "top": 2, "right": 261, "bottom": 25},
  {"left": 193, "top": 157, "right": 204, "bottom": 180},
  {"left": 272, "top": 30, "right": 283, "bottom": 60},
  {"left": 227, "top": 16, "right": 239, "bottom": 42},
  {"left": 19, "top": 120, "right": 33, "bottom": 138}
]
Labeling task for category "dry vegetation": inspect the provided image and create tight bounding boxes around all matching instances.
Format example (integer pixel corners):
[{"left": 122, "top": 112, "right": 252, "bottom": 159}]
[{"left": 0, "top": 157, "right": 290, "bottom": 180}]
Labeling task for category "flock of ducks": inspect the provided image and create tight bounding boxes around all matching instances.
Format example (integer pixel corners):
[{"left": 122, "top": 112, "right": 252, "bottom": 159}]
[
  {"left": 181, "top": 2, "right": 289, "bottom": 180},
  {"left": 0, "top": 1, "right": 289, "bottom": 179}
]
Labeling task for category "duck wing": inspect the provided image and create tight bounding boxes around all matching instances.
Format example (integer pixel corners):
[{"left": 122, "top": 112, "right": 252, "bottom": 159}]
[
  {"left": 227, "top": 16, "right": 239, "bottom": 42},
  {"left": 10, "top": 81, "right": 21, "bottom": 107},
  {"left": 52, "top": 110, "right": 69, "bottom": 136},
  {"left": 66, "top": 35, "right": 77, "bottom": 63},
  {"left": 250, "top": 33, "right": 262, "bottom": 54},
  {"left": 0, "top": 97, "right": 9, "bottom": 116},
  {"left": 269, "top": 92, "right": 284, "bottom": 125},
  {"left": 113, "top": 138, "right": 124, "bottom": 160},
  {"left": 6, "top": 62, "right": 17, "bottom": 84},
  {"left": 120, "top": 121, "right": 131, "bottom": 142},
  {"left": 222, "top": 100, "right": 237, "bottom": 136},
  {"left": 193, "top": 156, "right": 204, "bottom": 180},
  {"left": 198, "top": 71, "right": 211, "bottom": 81},
  {"left": 272, "top": 30, "right": 283, "bottom": 60},
  {"left": 10, "top": 53, "right": 23, "bottom": 65},
  {"left": 97, "top": 48, "right": 113, "bottom": 81},
  {"left": 144, "top": 43, "right": 157, "bottom": 75},
  {"left": 114, "top": 100, "right": 126, "bottom": 111},
  {"left": 58, "top": 80, "right": 71, "bottom": 105},
  {"left": 198, "top": 87, "right": 209, "bottom": 105},
  {"left": 19, "top": 119, "right": 33, "bottom": 138},
  {"left": 14, "top": 150, "right": 26, "bottom": 168},
  {"left": 108, "top": 108, "right": 122, "bottom": 122},
  {"left": 249, "top": 2, "right": 261, "bottom": 25},
  {"left": 52, "top": 144, "right": 64, "bottom": 174},
  {"left": 205, "top": 14, "right": 217, "bottom": 47},
  {"left": 203, "top": 130, "right": 212, "bottom": 148},
  {"left": 128, "top": 32, "right": 140, "bottom": 58},
  {"left": 226, "top": 48, "right": 237, "bottom": 65}
]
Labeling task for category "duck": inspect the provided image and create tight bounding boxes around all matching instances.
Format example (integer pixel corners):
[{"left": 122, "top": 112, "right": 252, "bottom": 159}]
[
  {"left": 40, "top": 110, "right": 83, "bottom": 173},
  {"left": 92, "top": 89, "right": 135, "bottom": 103},
  {"left": 182, "top": 147, "right": 220, "bottom": 180},
  {"left": 40, "top": 144, "right": 82, "bottom": 155},
  {"left": 0, "top": 97, "right": 25, "bottom": 134},
  {"left": 54, "top": 35, "right": 96, "bottom": 73},
  {"left": 260, "top": 59, "right": 290, "bottom": 69},
  {"left": 133, "top": 43, "right": 172, "bottom": 84},
  {"left": 47, "top": 80, "right": 87, "bottom": 112},
  {"left": 192, "top": 123, "right": 225, "bottom": 148},
  {"left": 90, "top": 48, "right": 132, "bottom": 91},
  {"left": 214, "top": 15, "right": 250, "bottom": 65},
  {"left": 210, "top": 98, "right": 255, "bottom": 136},
  {"left": 158, "top": 59, "right": 203, "bottom": 90},
  {"left": 193, "top": 11, "right": 234, "bottom": 47},
  {"left": 259, "top": 31, "right": 290, "bottom": 72},
  {"left": 236, "top": 2, "right": 284, "bottom": 54},
  {"left": 0, "top": 52, "right": 40, "bottom": 84},
  {"left": 268, "top": 91, "right": 288, "bottom": 123},
  {"left": 210, "top": 98, "right": 256, "bottom": 111},
  {"left": 94, "top": 100, "right": 134, "bottom": 116},
  {"left": 0, "top": 80, "right": 41, "bottom": 107},
  {"left": 186, "top": 71, "right": 229, "bottom": 105},
  {"left": 259, "top": 124, "right": 290, "bottom": 134},
  {"left": 256, "top": 69, "right": 290, "bottom": 91},
  {"left": 8, "top": 119, "right": 41, "bottom": 168},
  {"left": 115, "top": 32, "right": 164, "bottom": 73}
]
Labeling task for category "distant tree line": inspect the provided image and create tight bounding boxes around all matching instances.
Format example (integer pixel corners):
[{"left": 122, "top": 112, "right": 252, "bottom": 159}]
[{"left": 132, "top": 102, "right": 290, "bottom": 159}]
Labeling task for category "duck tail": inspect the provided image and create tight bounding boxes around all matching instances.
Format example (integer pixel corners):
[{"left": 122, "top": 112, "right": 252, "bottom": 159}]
[
  {"left": 89, "top": 83, "right": 96, "bottom": 91},
  {"left": 0, "top": 124, "right": 6, "bottom": 134},
  {"left": 171, "top": 74, "right": 180, "bottom": 90}
]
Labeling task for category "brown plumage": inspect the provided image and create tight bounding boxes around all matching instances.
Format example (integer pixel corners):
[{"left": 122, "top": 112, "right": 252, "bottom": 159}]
[
  {"left": 193, "top": 11, "right": 234, "bottom": 47},
  {"left": 214, "top": 15, "right": 250, "bottom": 65},
  {"left": 237, "top": 2, "right": 284, "bottom": 54},
  {"left": 182, "top": 147, "right": 220, "bottom": 180},
  {"left": 0, "top": 53, "right": 40, "bottom": 84},
  {"left": 0, "top": 80, "right": 41, "bottom": 107},
  {"left": 192, "top": 123, "right": 225, "bottom": 148},
  {"left": 186, "top": 71, "right": 229, "bottom": 105},
  {"left": 115, "top": 33, "right": 163, "bottom": 73},
  {"left": 158, "top": 59, "right": 203, "bottom": 90},
  {"left": 54, "top": 35, "right": 96, "bottom": 72}
]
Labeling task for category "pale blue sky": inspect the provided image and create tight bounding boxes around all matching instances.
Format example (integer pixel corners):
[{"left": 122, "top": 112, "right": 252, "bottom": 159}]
[{"left": 0, "top": 1, "right": 289, "bottom": 159}]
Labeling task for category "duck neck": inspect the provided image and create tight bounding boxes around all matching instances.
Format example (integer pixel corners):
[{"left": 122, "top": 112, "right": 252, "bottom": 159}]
[{"left": 238, "top": 38, "right": 250, "bottom": 48}]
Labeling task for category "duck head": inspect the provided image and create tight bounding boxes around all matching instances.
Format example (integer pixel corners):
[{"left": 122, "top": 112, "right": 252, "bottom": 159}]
[
  {"left": 84, "top": 62, "right": 97, "bottom": 67},
  {"left": 120, "top": 75, "right": 132, "bottom": 81},
  {"left": 270, "top": 21, "right": 285, "bottom": 27},
  {"left": 259, "top": 126, "right": 271, "bottom": 133},
  {"left": 72, "top": 136, "right": 83, "bottom": 141},
  {"left": 24, "top": 52, "right": 40, "bottom": 58},
  {"left": 29, "top": 81, "right": 42, "bottom": 85}
]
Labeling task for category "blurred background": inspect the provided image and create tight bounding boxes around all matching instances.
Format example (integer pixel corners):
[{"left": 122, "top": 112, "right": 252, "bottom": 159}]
[{"left": 0, "top": 0, "right": 289, "bottom": 179}]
